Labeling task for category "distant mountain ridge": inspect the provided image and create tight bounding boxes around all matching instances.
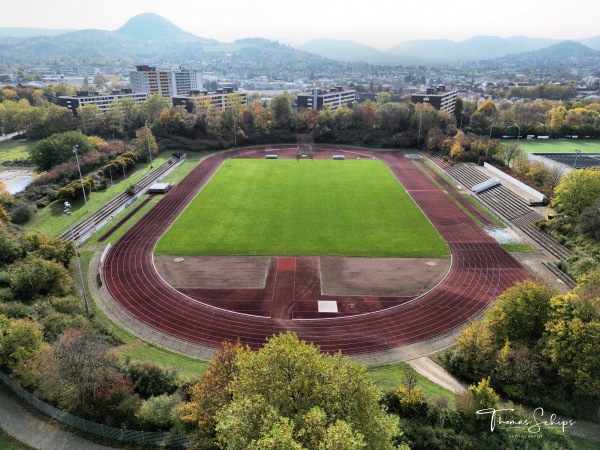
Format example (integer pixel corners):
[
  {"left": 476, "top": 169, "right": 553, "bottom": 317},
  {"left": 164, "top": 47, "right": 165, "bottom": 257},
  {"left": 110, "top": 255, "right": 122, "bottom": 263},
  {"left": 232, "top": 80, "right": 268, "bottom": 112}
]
[
  {"left": 0, "top": 13, "right": 599, "bottom": 65},
  {"left": 496, "top": 40, "right": 599, "bottom": 63},
  {"left": 0, "top": 27, "right": 74, "bottom": 37},
  {"left": 298, "top": 35, "right": 600, "bottom": 64},
  {"left": 298, "top": 39, "right": 403, "bottom": 64}
]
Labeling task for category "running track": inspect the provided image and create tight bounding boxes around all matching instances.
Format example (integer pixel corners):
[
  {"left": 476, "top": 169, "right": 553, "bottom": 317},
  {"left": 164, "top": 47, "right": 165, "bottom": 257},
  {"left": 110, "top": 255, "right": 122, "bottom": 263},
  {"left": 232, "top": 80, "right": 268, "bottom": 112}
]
[{"left": 103, "top": 146, "right": 530, "bottom": 355}]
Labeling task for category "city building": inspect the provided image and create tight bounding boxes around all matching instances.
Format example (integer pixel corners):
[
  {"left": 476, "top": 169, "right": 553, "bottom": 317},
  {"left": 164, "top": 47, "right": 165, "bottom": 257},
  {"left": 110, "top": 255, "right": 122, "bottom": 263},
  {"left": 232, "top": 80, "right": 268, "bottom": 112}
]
[
  {"left": 411, "top": 85, "right": 458, "bottom": 114},
  {"left": 58, "top": 89, "right": 148, "bottom": 116},
  {"left": 296, "top": 87, "right": 356, "bottom": 110},
  {"left": 172, "top": 87, "right": 248, "bottom": 112},
  {"left": 129, "top": 65, "right": 204, "bottom": 99},
  {"left": 351, "top": 61, "right": 367, "bottom": 79}
]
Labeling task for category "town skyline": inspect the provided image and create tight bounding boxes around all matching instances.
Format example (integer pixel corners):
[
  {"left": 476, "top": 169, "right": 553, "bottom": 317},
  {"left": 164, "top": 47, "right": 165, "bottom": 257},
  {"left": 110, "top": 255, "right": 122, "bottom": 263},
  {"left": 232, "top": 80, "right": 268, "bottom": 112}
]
[{"left": 2, "top": 0, "right": 599, "bottom": 51}]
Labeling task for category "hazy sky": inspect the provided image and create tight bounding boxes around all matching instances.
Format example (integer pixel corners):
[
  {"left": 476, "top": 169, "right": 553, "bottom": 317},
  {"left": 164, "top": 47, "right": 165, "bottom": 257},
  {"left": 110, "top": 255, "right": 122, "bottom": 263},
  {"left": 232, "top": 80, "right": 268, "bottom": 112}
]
[{"left": 2, "top": 0, "right": 598, "bottom": 50}]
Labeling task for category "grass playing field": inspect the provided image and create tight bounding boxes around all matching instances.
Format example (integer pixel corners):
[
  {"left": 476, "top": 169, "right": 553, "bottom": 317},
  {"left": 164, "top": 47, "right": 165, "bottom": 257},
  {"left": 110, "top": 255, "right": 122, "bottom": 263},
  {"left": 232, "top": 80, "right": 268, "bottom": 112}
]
[
  {"left": 514, "top": 139, "right": 600, "bottom": 154},
  {"left": 155, "top": 159, "right": 450, "bottom": 258}
]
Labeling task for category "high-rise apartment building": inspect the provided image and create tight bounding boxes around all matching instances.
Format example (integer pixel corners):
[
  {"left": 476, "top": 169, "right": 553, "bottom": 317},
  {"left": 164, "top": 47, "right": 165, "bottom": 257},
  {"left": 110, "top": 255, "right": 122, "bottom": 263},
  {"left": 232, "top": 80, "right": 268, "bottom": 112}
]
[{"left": 129, "top": 65, "right": 204, "bottom": 99}]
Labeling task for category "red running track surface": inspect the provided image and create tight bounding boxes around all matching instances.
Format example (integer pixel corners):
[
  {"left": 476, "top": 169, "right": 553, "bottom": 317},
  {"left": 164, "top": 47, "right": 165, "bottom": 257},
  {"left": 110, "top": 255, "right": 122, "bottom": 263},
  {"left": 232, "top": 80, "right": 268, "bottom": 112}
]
[{"left": 103, "top": 146, "right": 530, "bottom": 355}]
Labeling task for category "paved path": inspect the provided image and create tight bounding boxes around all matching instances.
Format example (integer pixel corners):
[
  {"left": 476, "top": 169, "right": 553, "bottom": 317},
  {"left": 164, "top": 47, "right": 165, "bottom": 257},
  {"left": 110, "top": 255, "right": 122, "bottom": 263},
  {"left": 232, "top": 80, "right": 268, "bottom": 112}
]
[
  {"left": 0, "top": 386, "right": 116, "bottom": 450},
  {"left": 407, "top": 356, "right": 467, "bottom": 393}
]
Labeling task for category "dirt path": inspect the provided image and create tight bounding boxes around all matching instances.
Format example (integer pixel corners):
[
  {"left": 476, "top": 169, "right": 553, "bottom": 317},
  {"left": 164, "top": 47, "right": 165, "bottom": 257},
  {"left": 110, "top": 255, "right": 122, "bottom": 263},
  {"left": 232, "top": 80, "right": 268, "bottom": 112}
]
[{"left": 0, "top": 386, "right": 116, "bottom": 450}]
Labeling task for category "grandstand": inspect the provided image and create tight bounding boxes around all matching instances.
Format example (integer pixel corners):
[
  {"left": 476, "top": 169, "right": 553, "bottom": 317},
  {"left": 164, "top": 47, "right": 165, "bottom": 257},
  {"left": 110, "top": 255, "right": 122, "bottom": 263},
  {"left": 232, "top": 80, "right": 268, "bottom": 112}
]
[{"left": 533, "top": 153, "right": 600, "bottom": 169}]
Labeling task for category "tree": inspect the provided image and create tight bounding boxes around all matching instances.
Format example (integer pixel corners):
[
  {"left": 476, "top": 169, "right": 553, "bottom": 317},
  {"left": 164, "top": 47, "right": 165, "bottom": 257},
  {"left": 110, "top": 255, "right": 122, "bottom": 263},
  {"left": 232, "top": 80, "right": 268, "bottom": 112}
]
[
  {"left": 140, "top": 94, "right": 170, "bottom": 123},
  {"left": 5, "top": 255, "right": 71, "bottom": 302},
  {"left": 176, "top": 340, "right": 245, "bottom": 448},
  {"left": 134, "top": 126, "right": 158, "bottom": 163},
  {"left": 0, "top": 316, "right": 46, "bottom": 371},
  {"left": 269, "top": 93, "right": 293, "bottom": 129},
  {"left": 476, "top": 99, "right": 497, "bottom": 118},
  {"left": 124, "top": 361, "right": 178, "bottom": 399},
  {"left": 577, "top": 197, "right": 600, "bottom": 240},
  {"left": 453, "top": 320, "right": 494, "bottom": 380},
  {"left": 486, "top": 280, "right": 557, "bottom": 347},
  {"left": 22, "top": 230, "right": 74, "bottom": 268},
  {"left": 376, "top": 92, "right": 391, "bottom": 105},
  {"left": 500, "top": 141, "right": 523, "bottom": 166},
  {"left": 552, "top": 169, "right": 600, "bottom": 217},
  {"left": 543, "top": 293, "right": 600, "bottom": 397},
  {"left": 215, "top": 332, "right": 399, "bottom": 450},
  {"left": 77, "top": 104, "right": 103, "bottom": 135},
  {"left": 137, "top": 393, "right": 181, "bottom": 431},
  {"left": 0, "top": 222, "right": 22, "bottom": 266},
  {"left": 29, "top": 130, "right": 95, "bottom": 171},
  {"left": 38, "top": 104, "right": 77, "bottom": 138},
  {"left": 450, "top": 140, "right": 464, "bottom": 160},
  {"left": 40, "top": 328, "right": 122, "bottom": 413}
]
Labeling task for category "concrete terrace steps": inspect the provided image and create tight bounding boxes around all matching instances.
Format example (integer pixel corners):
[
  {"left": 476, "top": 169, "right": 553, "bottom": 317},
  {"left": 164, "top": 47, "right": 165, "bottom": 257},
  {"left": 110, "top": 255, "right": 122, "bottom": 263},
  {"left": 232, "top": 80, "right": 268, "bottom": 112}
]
[
  {"left": 478, "top": 185, "right": 542, "bottom": 221},
  {"left": 446, "top": 164, "right": 490, "bottom": 189},
  {"left": 514, "top": 222, "right": 572, "bottom": 261},
  {"left": 58, "top": 157, "right": 178, "bottom": 243},
  {"left": 542, "top": 261, "right": 577, "bottom": 289}
]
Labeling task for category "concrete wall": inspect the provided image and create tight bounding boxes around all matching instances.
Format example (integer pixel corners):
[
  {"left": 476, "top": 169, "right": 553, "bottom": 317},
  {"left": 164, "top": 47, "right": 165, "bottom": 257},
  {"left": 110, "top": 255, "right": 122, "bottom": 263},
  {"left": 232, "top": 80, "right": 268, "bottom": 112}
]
[{"left": 483, "top": 162, "right": 545, "bottom": 202}]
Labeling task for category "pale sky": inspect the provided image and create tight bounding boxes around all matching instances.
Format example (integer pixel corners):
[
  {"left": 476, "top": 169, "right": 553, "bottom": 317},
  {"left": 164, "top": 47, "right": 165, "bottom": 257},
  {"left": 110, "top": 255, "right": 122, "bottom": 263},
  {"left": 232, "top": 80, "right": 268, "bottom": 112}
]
[{"left": 2, "top": 0, "right": 598, "bottom": 50}]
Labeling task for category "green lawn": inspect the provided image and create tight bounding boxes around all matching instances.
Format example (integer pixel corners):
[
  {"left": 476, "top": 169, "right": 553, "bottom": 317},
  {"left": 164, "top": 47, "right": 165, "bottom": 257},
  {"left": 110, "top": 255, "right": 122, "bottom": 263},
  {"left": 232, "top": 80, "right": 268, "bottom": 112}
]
[
  {"left": 156, "top": 159, "right": 450, "bottom": 258},
  {"left": 367, "top": 363, "right": 455, "bottom": 402},
  {"left": 515, "top": 139, "right": 600, "bottom": 154},
  {"left": 0, "top": 140, "right": 33, "bottom": 164},
  {"left": 501, "top": 243, "right": 537, "bottom": 253},
  {"left": 23, "top": 152, "right": 174, "bottom": 237}
]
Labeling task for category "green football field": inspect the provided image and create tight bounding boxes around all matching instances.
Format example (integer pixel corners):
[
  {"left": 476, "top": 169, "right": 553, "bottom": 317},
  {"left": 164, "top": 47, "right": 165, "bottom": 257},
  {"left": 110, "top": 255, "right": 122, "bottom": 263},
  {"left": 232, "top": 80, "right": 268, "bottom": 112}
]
[
  {"left": 155, "top": 159, "right": 450, "bottom": 258},
  {"left": 514, "top": 139, "right": 600, "bottom": 154}
]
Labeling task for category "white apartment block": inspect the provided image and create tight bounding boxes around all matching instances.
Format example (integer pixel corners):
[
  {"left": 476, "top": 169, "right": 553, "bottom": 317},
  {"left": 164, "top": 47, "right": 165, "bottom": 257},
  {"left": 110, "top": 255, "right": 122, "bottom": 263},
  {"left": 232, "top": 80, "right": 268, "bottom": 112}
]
[
  {"left": 58, "top": 89, "right": 148, "bottom": 116},
  {"left": 130, "top": 65, "right": 204, "bottom": 99}
]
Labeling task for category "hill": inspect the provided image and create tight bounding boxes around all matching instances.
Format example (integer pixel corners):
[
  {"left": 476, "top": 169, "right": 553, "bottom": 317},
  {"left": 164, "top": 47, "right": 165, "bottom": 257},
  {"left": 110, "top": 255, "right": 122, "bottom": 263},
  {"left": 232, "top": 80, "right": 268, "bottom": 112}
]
[
  {"left": 0, "top": 27, "right": 73, "bottom": 37},
  {"left": 387, "top": 36, "right": 560, "bottom": 62},
  {"left": 116, "top": 12, "right": 214, "bottom": 44},
  {"left": 298, "top": 39, "right": 401, "bottom": 64},
  {"left": 0, "top": 13, "right": 324, "bottom": 66},
  {"left": 496, "top": 40, "right": 599, "bottom": 63}
]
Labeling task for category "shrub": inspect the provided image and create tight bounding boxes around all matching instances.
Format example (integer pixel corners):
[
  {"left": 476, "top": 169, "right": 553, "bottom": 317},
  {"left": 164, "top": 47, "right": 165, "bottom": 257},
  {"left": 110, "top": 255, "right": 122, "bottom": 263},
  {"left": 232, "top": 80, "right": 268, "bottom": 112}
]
[
  {"left": 137, "top": 393, "right": 181, "bottom": 431},
  {"left": 9, "top": 200, "right": 36, "bottom": 224},
  {"left": 124, "top": 361, "right": 179, "bottom": 399}
]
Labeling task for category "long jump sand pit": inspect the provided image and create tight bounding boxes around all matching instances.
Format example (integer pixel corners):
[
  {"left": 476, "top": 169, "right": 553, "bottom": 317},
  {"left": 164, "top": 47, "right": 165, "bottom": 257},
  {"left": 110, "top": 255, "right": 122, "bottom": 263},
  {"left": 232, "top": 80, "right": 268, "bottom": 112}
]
[
  {"left": 154, "top": 256, "right": 270, "bottom": 289},
  {"left": 320, "top": 257, "right": 451, "bottom": 297},
  {"left": 155, "top": 255, "right": 450, "bottom": 298}
]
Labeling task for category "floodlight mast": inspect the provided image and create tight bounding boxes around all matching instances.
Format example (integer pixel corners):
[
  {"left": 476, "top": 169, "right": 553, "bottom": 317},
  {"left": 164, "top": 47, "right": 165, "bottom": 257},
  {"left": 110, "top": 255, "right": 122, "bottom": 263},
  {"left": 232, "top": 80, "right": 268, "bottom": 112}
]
[
  {"left": 417, "top": 96, "right": 429, "bottom": 148},
  {"left": 64, "top": 201, "right": 89, "bottom": 315},
  {"left": 145, "top": 119, "right": 153, "bottom": 168},
  {"left": 73, "top": 145, "right": 89, "bottom": 212},
  {"left": 574, "top": 149, "right": 581, "bottom": 169}
]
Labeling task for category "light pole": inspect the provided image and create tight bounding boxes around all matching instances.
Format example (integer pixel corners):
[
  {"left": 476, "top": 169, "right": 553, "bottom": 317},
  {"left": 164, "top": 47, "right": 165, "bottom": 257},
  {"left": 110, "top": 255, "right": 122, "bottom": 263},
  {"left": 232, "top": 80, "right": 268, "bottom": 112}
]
[
  {"left": 64, "top": 202, "right": 89, "bottom": 315},
  {"left": 486, "top": 120, "right": 496, "bottom": 159},
  {"left": 417, "top": 96, "right": 429, "bottom": 148},
  {"left": 108, "top": 168, "right": 114, "bottom": 193},
  {"left": 514, "top": 123, "right": 521, "bottom": 146},
  {"left": 574, "top": 149, "right": 581, "bottom": 169},
  {"left": 73, "top": 144, "right": 89, "bottom": 212},
  {"left": 232, "top": 107, "right": 237, "bottom": 148},
  {"left": 145, "top": 119, "right": 153, "bottom": 169}
]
